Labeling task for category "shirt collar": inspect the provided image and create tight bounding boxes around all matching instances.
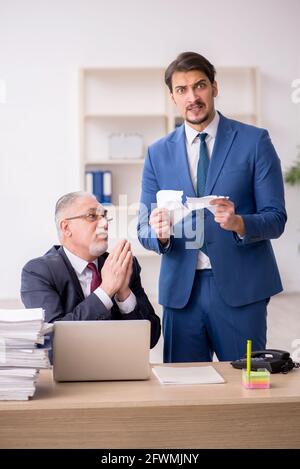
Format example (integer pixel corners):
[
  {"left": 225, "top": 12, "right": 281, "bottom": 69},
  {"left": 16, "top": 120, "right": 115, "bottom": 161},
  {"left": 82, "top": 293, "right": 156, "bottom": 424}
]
[
  {"left": 184, "top": 111, "right": 220, "bottom": 145},
  {"left": 63, "top": 246, "right": 97, "bottom": 275}
]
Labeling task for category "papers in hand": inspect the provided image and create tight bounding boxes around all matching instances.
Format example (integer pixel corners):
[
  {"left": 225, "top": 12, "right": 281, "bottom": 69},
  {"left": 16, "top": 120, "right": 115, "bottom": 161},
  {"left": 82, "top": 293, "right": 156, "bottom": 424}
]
[
  {"left": 152, "top": 365, "right": 225, "bottom": 385},
  {"left": 156, "top": 190, "right": 229, "bottom": 216},
  {"left": 156, "top": 190, "right": 190, "bottom": 226},
  {"left": 156, "top": 190, "right": 184, "bottom": 210},
  {"left": 186, "top": 195, "right": 229, "bottom": 214}
]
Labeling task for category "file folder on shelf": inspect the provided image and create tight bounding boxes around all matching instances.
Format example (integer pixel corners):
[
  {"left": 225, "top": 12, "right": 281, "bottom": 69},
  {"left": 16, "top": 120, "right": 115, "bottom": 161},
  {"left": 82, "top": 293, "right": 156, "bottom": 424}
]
[{"left": 85, "top": 170, "right": 112, "bottom": 204}]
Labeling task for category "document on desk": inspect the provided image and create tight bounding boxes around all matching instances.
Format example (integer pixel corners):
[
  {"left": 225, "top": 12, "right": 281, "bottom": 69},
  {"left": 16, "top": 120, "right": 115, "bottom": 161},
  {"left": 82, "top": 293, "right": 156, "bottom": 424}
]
[{"left": 152, "top": 365, "right": 225, "bottom": 385}]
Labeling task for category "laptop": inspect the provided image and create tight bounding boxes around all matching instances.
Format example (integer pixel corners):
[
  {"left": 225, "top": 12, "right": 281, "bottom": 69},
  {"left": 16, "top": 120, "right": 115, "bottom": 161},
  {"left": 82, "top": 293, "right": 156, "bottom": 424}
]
[{"left": 53, "top": 320, "right": 151, "bottom": 382}]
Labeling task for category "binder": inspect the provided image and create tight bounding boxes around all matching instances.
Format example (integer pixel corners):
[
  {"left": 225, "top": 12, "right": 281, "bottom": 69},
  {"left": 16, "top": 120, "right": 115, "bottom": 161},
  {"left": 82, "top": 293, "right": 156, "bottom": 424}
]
[
  {"left": 85, "top": 171, "right": 94, "bottom": 194},
  {"left": 85, "top": 170, "right": 112, "bottom": 204},
  {"left": 102, "top": 171, "right": 112, "bottom": 204},
  {"left": 92, "top": 171, "right": 103, "bottom": 203}
]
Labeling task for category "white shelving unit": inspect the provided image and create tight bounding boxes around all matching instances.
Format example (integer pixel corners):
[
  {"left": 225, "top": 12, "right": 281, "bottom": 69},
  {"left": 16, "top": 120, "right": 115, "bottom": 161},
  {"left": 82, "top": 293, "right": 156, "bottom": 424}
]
[
  {"left": 79, "top": 65, "right": 261, "bottom": 198},
  {"left": 79, "top": 66, "right": 260, "bottom": 296},
  {"left": 215, "top": 66, "right": 261, "bottom": 125}
]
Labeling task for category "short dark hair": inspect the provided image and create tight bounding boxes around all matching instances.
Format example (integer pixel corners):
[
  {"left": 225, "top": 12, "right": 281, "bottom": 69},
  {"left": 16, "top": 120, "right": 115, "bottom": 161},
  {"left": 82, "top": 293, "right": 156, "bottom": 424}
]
[{"left": 165, "top": 52, "right": 216, "bottom": 92}]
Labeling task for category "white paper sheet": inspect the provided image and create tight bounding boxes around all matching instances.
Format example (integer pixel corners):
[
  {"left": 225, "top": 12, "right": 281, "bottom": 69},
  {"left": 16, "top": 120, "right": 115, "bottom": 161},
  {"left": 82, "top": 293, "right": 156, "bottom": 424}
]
[
  {"left": 0, "top": 308, "right": 44, "bottom": 322},
  {"left": 186, "top": 196, "right": 229, "bottom": 214},
  {"left": 152, "top": 365, "right": 225, "bottom": 385},
  {"left": 156, "top": 190, "right": 184, "bottom": 210},
  {"left": 156, "top": 190, "right": 190, "bottom": 226},
  {"left": 156, "top": 190, "right": 229, "bottom": 216}
]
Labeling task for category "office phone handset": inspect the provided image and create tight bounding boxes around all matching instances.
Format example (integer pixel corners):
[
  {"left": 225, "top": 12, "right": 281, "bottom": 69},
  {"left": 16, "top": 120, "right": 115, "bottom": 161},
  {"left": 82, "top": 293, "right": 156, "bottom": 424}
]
[{"left": 231, "top": 349, "right": 300, "bottom": 374}]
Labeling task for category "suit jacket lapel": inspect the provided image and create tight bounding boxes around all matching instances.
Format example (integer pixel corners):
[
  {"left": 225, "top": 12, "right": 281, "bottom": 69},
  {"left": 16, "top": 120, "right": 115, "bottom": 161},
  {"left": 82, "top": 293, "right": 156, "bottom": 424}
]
[
  {"left": 205, "top": 113, "right": 237, "bottom": 195},
  {"left": 58, "top": 247, "right": 85, "bottom": 300},
  {"left": 58, "top": 247, "right": 108, "bottom": 300},
  {"left": 167, "top": 125, "right": 196, "bottom": 198}
]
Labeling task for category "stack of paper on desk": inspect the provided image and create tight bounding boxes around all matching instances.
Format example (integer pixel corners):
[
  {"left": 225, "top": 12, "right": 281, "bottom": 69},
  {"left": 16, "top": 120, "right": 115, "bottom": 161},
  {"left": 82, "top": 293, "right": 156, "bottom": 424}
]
[
  {"left": 152, "top": 365, "right": 225, "bottom": 385},
  {"left": 0, "top": 368, "right": 38, "bottom": 400},
  {"left": 0, "top": 308, "right": 51, "bottom": 400}
]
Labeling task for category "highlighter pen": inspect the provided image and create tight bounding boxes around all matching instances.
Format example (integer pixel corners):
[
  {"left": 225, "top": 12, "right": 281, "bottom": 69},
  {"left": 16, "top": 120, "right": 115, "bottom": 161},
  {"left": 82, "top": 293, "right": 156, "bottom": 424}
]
[{"left": 247, "top": 339, "right": 252, "bottom": 382}]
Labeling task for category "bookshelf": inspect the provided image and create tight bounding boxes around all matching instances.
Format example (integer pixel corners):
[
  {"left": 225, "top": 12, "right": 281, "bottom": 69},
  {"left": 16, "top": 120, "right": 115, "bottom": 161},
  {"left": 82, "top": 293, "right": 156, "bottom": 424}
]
[
  {"left": 79, "top": 66, "right": 260, "bottom": 199},
  {"left": 79, "top": 66, "right": 260, "bottom": 295},
  {"left": 215, "top": 66, "right": 261, "bottom": 126}
]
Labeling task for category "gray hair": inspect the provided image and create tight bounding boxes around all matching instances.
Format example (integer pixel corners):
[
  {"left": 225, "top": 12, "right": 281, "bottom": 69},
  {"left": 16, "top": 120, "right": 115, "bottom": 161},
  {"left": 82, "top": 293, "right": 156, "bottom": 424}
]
[{"left": 55, "top": 191, "right": 97, "bottom": 240}]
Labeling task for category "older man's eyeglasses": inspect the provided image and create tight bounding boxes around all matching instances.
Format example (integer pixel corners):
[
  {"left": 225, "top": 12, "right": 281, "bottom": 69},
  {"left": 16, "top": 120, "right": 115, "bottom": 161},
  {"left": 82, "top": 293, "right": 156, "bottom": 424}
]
[{"left": 65, "top": 208, "right": 113, "bottom": 223}]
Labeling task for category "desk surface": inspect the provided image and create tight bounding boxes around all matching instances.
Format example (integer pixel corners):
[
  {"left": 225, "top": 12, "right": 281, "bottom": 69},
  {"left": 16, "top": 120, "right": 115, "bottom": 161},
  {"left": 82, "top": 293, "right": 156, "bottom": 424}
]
[
  {"left": 1, "top": 363, "right": 300, "bottom": 448},
  {"left": 1, "top": 362, "right": 300, "bottom": 409}
]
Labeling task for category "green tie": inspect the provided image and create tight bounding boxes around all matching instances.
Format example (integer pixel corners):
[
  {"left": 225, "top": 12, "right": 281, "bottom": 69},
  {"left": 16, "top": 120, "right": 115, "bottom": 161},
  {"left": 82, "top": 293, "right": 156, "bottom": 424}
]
[
  {"left": 196, "top": 133, "right": 209, "bottom": 256},
  {"left": 196, "top": 132, "right": 209, "bottom": 197}
]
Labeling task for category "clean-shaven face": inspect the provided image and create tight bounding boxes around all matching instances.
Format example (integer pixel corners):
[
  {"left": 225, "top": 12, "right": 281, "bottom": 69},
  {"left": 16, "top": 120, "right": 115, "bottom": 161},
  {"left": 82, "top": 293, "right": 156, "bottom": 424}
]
[{"left": 171, "top": 70, "right": 218, "bottom": 130}]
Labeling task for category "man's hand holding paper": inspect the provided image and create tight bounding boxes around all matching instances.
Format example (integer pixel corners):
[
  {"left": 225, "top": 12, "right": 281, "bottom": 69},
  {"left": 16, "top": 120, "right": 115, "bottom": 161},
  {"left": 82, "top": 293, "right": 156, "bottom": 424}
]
[
  {"left": 152, "top": 190, "right": 190, "bottom": 245},
  {"left": 186, "top": 195, "right": 229, "bottom": 214},
  {"left": 152, "top": 190, "right": 245, "bottom": 249},
  {"left": 210, "top": 198, "right": 245, "bottom": 236},
  {"left": 149, "top": 207, "right": 172, "bottom": 246},
  {"left": 154, "top": 190, "right": 242, "bottom": 237}
]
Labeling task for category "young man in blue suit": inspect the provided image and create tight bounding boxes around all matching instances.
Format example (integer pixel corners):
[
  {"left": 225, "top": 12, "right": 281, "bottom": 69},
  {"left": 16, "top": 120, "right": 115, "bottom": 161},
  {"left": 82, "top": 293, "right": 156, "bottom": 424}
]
[
  {"left": 138, "top": 52, "right": 287, "bottom": 362},
  {"left": 21, "top": 191, "right": 160, "bottom": 349}
]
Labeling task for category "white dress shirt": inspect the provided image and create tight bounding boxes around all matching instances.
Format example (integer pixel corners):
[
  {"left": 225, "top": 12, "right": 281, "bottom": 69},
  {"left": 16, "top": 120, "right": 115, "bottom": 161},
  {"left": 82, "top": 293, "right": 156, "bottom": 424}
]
[
  {"left": 184, "top": 112, "right": 220, "bottom": 269},
  {"left": 63, "top": 247, "right": 137, "bottom": 314}
]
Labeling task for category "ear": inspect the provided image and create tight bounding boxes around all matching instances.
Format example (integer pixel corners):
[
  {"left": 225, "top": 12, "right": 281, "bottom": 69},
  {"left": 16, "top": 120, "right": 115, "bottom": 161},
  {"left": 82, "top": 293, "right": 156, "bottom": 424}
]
[
  {"left": 60, "top": 219, "right": 72, "bottom": 238},
  {"left": 212, "top": 80, "right": 218, "bottom": 98},
  {"left": 170, "top": 91, "right": 176, "bottom": 104}
]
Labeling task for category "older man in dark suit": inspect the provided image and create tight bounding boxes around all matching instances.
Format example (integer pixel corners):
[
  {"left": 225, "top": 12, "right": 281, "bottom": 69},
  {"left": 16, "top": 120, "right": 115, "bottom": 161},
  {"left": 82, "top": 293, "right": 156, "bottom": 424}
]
[{"left": 21, "top": 191, "right": 160, "bottom": 349}]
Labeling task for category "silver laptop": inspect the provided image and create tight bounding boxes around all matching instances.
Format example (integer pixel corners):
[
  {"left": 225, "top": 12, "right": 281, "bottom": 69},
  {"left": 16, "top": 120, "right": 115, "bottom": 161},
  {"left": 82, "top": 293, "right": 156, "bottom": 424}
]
[{"left": 53, "top": 320, "right": 151, "bottom": 382}]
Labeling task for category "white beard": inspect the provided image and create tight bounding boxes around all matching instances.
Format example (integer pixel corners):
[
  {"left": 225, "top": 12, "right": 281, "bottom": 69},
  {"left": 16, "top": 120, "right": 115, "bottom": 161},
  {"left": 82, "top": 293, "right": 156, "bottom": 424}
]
[{"left": 89, "top": 240, "right": 108, "bottom": 257}]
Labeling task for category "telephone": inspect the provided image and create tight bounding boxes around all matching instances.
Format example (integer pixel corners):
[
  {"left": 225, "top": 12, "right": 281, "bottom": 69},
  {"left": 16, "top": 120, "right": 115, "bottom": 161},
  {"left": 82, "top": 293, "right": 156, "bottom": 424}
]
[{"left": 231, "top": 349, "right": 300, "bottom": 374}]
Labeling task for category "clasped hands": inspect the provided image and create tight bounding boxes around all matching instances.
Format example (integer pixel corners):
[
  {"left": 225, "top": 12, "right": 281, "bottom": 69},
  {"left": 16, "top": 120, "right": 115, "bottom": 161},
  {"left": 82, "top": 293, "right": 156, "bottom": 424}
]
[
  {"left": 101, "top": 240, "right": 132, "bottom": 301},
  {"left": 150, "top": 198, "right": 245, "bottom": 245}
]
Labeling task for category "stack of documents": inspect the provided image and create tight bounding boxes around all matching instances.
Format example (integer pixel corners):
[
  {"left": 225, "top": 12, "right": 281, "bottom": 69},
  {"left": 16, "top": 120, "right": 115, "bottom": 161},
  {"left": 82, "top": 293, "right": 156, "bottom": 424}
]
[
  {"left": 152, "top": 365, "right": 225, "bottom": 385},
  {"left": 0, "top": 308, "right": 51, "bottom": 400},
  {"left": 0, "top": 368, "right": 38, "bottom": 401}
]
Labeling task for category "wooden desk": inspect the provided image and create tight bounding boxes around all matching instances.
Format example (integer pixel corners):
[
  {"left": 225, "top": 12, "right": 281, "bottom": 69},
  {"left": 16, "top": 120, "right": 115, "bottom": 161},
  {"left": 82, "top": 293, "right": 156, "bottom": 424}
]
[{"left": 0, "top": 363, "right": 300, "bottom": 449}]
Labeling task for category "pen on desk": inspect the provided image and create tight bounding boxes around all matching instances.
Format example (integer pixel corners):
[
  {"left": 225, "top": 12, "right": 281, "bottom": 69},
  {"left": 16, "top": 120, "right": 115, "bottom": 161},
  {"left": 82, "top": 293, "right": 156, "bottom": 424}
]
[{"left": 247, "top": 339, "right": 252, "bottom": 382}]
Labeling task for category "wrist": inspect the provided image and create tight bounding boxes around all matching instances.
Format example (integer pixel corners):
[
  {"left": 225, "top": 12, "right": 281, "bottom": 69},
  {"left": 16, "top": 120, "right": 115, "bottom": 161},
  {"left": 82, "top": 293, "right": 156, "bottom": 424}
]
[
  {"left": 100, "top": 283, "right": 116, "bottom": 298},
  {"left": 234, "top": 215, "right": 245, "bottom": 237},
  {"left": 116, "top": 288, "right": 131, "bottom": 302}
]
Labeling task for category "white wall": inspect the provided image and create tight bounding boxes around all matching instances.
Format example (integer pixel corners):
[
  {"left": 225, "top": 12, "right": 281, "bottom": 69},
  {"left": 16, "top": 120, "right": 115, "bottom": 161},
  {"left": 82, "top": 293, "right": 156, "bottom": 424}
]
[{"left": 0, "top": 0, "right": 299, "bottom": 299}]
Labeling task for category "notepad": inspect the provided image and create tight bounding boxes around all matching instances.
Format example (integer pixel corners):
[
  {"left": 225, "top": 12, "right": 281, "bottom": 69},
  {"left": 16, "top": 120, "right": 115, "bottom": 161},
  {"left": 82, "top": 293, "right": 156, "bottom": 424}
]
[{"left": 152, "top": 365, "right": 225, "bottom": 385}]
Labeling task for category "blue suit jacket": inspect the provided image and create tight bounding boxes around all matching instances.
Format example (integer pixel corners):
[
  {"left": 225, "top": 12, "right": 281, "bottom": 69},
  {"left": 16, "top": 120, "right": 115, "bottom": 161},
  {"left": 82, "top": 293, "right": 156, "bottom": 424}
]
[
  {"left": 21, "top": 246, "right": 161, "bottom": 349},
  {"left": 138, "top": 113, "right": 287, "bottom": 308}
]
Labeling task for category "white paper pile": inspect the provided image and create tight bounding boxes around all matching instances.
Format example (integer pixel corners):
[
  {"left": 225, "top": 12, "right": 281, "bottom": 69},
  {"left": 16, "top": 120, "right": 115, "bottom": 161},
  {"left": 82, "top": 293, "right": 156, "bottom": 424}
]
[
  {"left": 0, "top": 308, "right": 51, "bottom": 400},
  {"left": 0, "top": 368, "right": 38, "bottom": 400}
]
